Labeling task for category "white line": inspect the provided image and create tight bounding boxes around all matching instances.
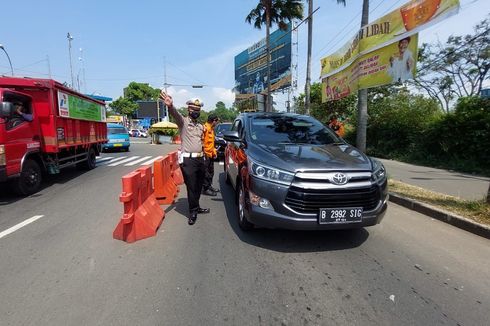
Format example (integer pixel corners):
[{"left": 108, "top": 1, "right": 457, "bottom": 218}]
[
  {"left": 0, "top": 215, "right": 45, "bottom": 239},
  {"left": 219, "top": 161, "right": 224, "bottom": 165},
  {"left": 96, "top": 156, "right": 114, "bottom": 163},
  {"left": 124, "top": 156, "right": 152, "bottom": 166},
  {"left": 98, "top": 156, "right": 127, "bottom": 165},
  {"left": 141, "top": 156, "right": 163, "bottom": 165},
  {"left": 108, "top": 156, "right": 141, "bottom": 166}
]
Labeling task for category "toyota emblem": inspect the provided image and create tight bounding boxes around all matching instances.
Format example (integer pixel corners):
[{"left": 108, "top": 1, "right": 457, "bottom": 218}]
[{"left": 331, "top": 173, "right": 348, "bottom": 185}]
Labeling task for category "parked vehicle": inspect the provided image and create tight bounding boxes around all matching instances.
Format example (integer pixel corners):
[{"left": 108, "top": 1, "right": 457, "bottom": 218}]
[
  {"left": 0, "top": 77, "right": 107, "bottom": 195},
  {"left": 223, "top": 112, "right": 388, "bottom": 231},
  {"left": 129, "top": 129, "right": 148, "bottom": 138},
  {"left": 214, "top": 122, "right": 232, "bottom": 160},
  {"left": 103, "top": 123, "right": 130, "bottom": 152}
]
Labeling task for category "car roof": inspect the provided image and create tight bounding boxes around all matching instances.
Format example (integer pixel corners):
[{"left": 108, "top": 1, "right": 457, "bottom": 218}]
[
  {"left": 107, "top": 123, "right": 126, "bottom": 128},
  {"left": 238, "top": 112, "right": 305, "bottom": 120}
]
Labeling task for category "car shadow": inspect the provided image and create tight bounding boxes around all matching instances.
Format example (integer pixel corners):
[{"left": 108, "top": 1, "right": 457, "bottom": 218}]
[
  {"left": 0, "top": 166, "right": 90, "bottom": 205},
  {"left": 218, "top": 172, "right": 370, "bottom": 253}
]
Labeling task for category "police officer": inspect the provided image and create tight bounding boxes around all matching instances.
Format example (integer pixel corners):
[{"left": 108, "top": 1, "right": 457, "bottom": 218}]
[{"left": 160, "top": 91, "right": 209, "bottom": 225}]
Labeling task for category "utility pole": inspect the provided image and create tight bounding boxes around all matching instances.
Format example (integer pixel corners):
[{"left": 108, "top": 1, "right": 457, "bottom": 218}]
[
  {"left": 305, "top": 0, "right": 313, "bottom": 115},
  {"left": 356, "top": 0, "right": 369, "bottom": 153},
  {"left": 67, "top": 33, "right": 74, "bottom": 88},
  {"left": 265, "top": 0, "right": 272, "bottom": 112},
  {"left": 46, "top": 55, "right": 51, "bottom": 78}
]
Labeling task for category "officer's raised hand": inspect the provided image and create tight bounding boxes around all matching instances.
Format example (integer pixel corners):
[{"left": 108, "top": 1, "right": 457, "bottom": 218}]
[{"left": 160, "top": 90, "right": 173, "bottom": 108}]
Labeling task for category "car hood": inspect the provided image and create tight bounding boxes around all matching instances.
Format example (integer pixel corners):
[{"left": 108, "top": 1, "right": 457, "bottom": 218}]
[{"left": 248, "top": 143, "right": 373, "bottom": 172}]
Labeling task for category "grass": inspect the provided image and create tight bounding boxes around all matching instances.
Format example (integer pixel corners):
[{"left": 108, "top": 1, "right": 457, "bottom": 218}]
[{"left": 388, "top": 179, "right": 490, "bottom": 226}]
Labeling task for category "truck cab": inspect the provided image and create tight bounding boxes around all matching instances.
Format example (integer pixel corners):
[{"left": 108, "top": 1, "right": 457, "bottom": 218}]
[{"left": 0, "top": 77, "right": 108, "bottom": 195}]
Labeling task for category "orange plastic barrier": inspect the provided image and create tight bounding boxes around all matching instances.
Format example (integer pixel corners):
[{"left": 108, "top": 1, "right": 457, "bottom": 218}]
[
  {"left": 154, "top": 155, "right": 178, "bottom": 205},
  {"left": 168, "top": 151, "right": 184, "bottom": 185},
  {"left": 113, "top": 166, "right": 165, "bottom": 243}
]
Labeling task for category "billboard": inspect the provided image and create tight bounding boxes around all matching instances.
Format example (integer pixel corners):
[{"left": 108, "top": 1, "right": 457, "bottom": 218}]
[
  {"left": 234, "top": 23, "right": 292, "bottom": 97},
  {"left": 322, "top": 34, "right": 419, "bottom": 101},
  {"left": 57, "top": 91, "right": 106, "bottom": 122},
  {"left": 320, "top": 0, "right": 459, "bottom": 79}
]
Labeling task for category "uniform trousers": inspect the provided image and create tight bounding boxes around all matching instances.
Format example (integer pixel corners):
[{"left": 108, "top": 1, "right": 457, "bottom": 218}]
[
  {"left": 180, "top": 157, "right": 205, "bottom": 214},
  {"left": 203, "top": 156, "right": 215, "bottom": 191}
]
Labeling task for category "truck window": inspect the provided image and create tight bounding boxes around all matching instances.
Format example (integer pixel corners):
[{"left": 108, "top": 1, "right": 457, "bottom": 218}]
[{"left": 3, "top": 92, "right": 33, "bottom": 130}]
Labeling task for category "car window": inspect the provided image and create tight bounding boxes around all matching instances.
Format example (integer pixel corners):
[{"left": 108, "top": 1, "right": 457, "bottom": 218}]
[
  {"left": 108, "top": 127, "right": 127, "bottom": 135},
  {"left": 215, "top": 123, "right": 231, "bottom": 133},
  {"left": 249, "top": 115, "right": 340, "bottom": 145}
]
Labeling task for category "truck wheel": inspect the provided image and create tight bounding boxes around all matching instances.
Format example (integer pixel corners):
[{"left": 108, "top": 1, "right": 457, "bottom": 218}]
[
  {"left": 82, "top": 147, "right": 97, "bottom": 170},
  {"left": 237, "top": 181, "right": 254, "bottom": 231},
  {"left": 14, "top": 159, "right": 42, "bottom": 195}
]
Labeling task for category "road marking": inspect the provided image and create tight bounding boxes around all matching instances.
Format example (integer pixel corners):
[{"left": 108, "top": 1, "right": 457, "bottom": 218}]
[
  {"left": 96, "top": 156, "right": 114, "bottom": 163},
  {"left": 141, "top": 156, "right": 164, "bottom": 165},
  {"left": 125, "top": 156, "right": 152, "bottom": 166},
  {"left": 219, "top": 161, "right": 224, "bottom": 165},
  {"left": 108, "top": 156, "right": 141, "bottom": 166},
  {"left": 98, "top": 156, "right": 127, "bottom": 165},
  {"left": 0, "top": 215, "right": 44, "bottom": 239}
]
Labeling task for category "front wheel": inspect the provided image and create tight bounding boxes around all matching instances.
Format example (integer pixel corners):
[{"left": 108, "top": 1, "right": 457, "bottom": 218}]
[
  {"left": 13, "top": 159, "right": 42, "bottom": 195},
  {"left": 237, "top": 181, "right": 254, "bottom": 231}
]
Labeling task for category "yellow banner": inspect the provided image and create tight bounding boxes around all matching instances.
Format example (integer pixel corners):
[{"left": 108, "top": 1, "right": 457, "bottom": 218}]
[
  {"left": 322, "top": 34, "right": 419, "bottom": 101},
  {"left": 320, "top": 0, "right": 459, "bottom": 78}
]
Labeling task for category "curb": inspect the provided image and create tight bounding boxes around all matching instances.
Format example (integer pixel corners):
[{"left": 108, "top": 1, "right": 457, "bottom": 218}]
[{"left": 388, "top": 193, "right": 490, "bottom": 240}]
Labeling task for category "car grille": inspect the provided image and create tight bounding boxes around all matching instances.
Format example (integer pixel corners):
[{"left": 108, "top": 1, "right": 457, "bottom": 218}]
[{"left": 284, "top": 171, "right": 380, "bottom": 214}]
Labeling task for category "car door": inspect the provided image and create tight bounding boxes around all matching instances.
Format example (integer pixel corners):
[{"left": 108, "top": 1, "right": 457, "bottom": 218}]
[{"left": 226, "top": 119, "right": 243, "bottom": 188}]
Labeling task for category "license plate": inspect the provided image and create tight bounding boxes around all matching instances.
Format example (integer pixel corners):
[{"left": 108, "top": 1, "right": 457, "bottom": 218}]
[
  {"left": 318, "top": 207, "right": 363, "bottom": 224},
  {"left": 113, "top": 143, "right": 122, "bottom": 147}
]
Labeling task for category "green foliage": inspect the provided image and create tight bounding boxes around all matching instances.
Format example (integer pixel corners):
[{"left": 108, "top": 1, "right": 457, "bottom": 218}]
[
  {"left": 207, "top": 101, "right": 239, "bottom": 122},
  {"left": 150, "top": 128, "right": 178, "bottom": 137},
  {"left": 124, "top": 82, "right": 160, "bottom": 102},
  {"left": 418, "top": 96, "right": 490, "bottom": 173},
  {"left": 109, "top": 96, "right": 139, "bottom": 116},
  {"left": 246, "top": 0, "right": 304, "bottom": 30}
]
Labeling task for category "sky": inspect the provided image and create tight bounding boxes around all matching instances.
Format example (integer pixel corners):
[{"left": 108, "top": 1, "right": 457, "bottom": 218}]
[{"left": 1, "top": 0, "right": 489, "bottom": 111}]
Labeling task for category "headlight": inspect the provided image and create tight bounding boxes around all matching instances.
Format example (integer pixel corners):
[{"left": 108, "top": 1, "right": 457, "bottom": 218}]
[
  {"left": 248, "top": 158, "right": 294, "bottom": 185},
  {"left": 371, "top": 159, "right": 386, "bottom": 183}
]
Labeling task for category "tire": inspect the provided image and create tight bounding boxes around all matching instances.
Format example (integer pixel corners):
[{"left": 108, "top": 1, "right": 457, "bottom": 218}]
[
  {"left": 13, "top": 159, "right": 42, "bottom": 196},
  {"left": 237, "top": 181, "right": 254, "bottom": 231},
  {"left": 81, "top": 147, "right": 97, "bottom": 170}
]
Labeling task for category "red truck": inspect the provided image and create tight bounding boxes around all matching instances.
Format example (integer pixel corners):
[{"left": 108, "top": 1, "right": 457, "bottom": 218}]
[{"left": 0, "top": 77, "right": 107, "bottom": 195}]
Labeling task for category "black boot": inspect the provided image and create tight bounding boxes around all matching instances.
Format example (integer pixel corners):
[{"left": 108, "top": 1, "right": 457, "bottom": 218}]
[
  {"left": 188, "top": 213, "right": 197, "bottom": 225},
  {"left": 202, "top": 188, "right": 217, "bottom": 196},
  {"left": 197, "top": 208, "right": 210, "bottom": 214},
  {"left": 209, "top": 186, "right": 220, "bottom": 193}
]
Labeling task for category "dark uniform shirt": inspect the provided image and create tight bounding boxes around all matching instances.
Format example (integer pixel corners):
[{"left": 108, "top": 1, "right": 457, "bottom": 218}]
[{"left": 168, "top": 106, "right": 204, "bottom": 153}]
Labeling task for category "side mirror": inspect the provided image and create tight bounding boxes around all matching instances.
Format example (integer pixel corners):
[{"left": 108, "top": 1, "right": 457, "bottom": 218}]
[
  {"left": 223, "top": 130, "right": 242, "bottom": 143},
  {"left": 0, "top": 102, "right": 14, "bottom": 118}
]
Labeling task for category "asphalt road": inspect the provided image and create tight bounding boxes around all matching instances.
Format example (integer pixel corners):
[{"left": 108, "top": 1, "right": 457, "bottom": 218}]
[{"left": 0, "top": 143, "right": 488, "bottom": 326}]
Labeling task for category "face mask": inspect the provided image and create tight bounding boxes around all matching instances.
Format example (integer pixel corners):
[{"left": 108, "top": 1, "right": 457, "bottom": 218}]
[{"left": 189, "top": 111, "right": 200, "bottom": 119}]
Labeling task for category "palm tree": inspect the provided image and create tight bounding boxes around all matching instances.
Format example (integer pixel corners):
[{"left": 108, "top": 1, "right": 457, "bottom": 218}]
[
  {"left": 305, "top": 0, "right": 345, "bottom": 116},
  {"left": 246, "top": 0, "right": 304, "bottom": 112}
]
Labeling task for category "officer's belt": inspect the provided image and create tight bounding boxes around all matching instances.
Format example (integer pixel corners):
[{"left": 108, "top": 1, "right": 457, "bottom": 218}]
[{"left": 181, "top": 152, "right": 204, "bottom": 158}]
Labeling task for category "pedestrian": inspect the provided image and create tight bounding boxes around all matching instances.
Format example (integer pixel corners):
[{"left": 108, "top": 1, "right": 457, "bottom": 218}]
[
  {"left": 202, "top": 114, "right": 220, "bottom": 196},
  {"left": 160, "top": 91, "right": 210, "bottom": 225},
  {"left": 328, "top": 115, "right": 345, "bottom": 138}
]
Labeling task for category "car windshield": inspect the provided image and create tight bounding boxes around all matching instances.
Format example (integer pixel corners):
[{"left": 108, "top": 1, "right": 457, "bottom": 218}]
[
  {"left": 215, "top": 123, "right": 231, "bottom": 134},
  {"left": 108, "top": 127, "right": 127, "bottom": 135},
  {"left": 249, "top": 115, "right": 340, "bottom": 145}
]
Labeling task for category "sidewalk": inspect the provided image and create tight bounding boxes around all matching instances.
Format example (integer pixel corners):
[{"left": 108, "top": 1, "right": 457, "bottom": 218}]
[{"left": 378, "top": 158, "right": 490, "bottom": 201}]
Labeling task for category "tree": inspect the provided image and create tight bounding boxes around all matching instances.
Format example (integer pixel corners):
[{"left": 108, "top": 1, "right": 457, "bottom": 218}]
[
  {"left": 305, "top": 0, "right": 345, "bottom": 115},
  {"left": 109, "top": 97, "right": 139, "bottom": 116},
  {"left": 209, "top": 101, "right": 239, "bottom": 122},
  {"left": 124, "top": 82, "right": 160, "bottom": 102},
  {"left": 246, "top": 0, "right": 304, "bottom": 112},
  {"left": 410, "top": 16, "right": 490, "bottom": 112}
]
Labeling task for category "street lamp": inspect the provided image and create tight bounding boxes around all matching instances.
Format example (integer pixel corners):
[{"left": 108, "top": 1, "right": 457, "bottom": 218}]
[
  {"left": 0, "top": 44, "right": 14, "bottom": 76},
  {"left": 67, "top": 33, "right": 74, "bottom": 88}
]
